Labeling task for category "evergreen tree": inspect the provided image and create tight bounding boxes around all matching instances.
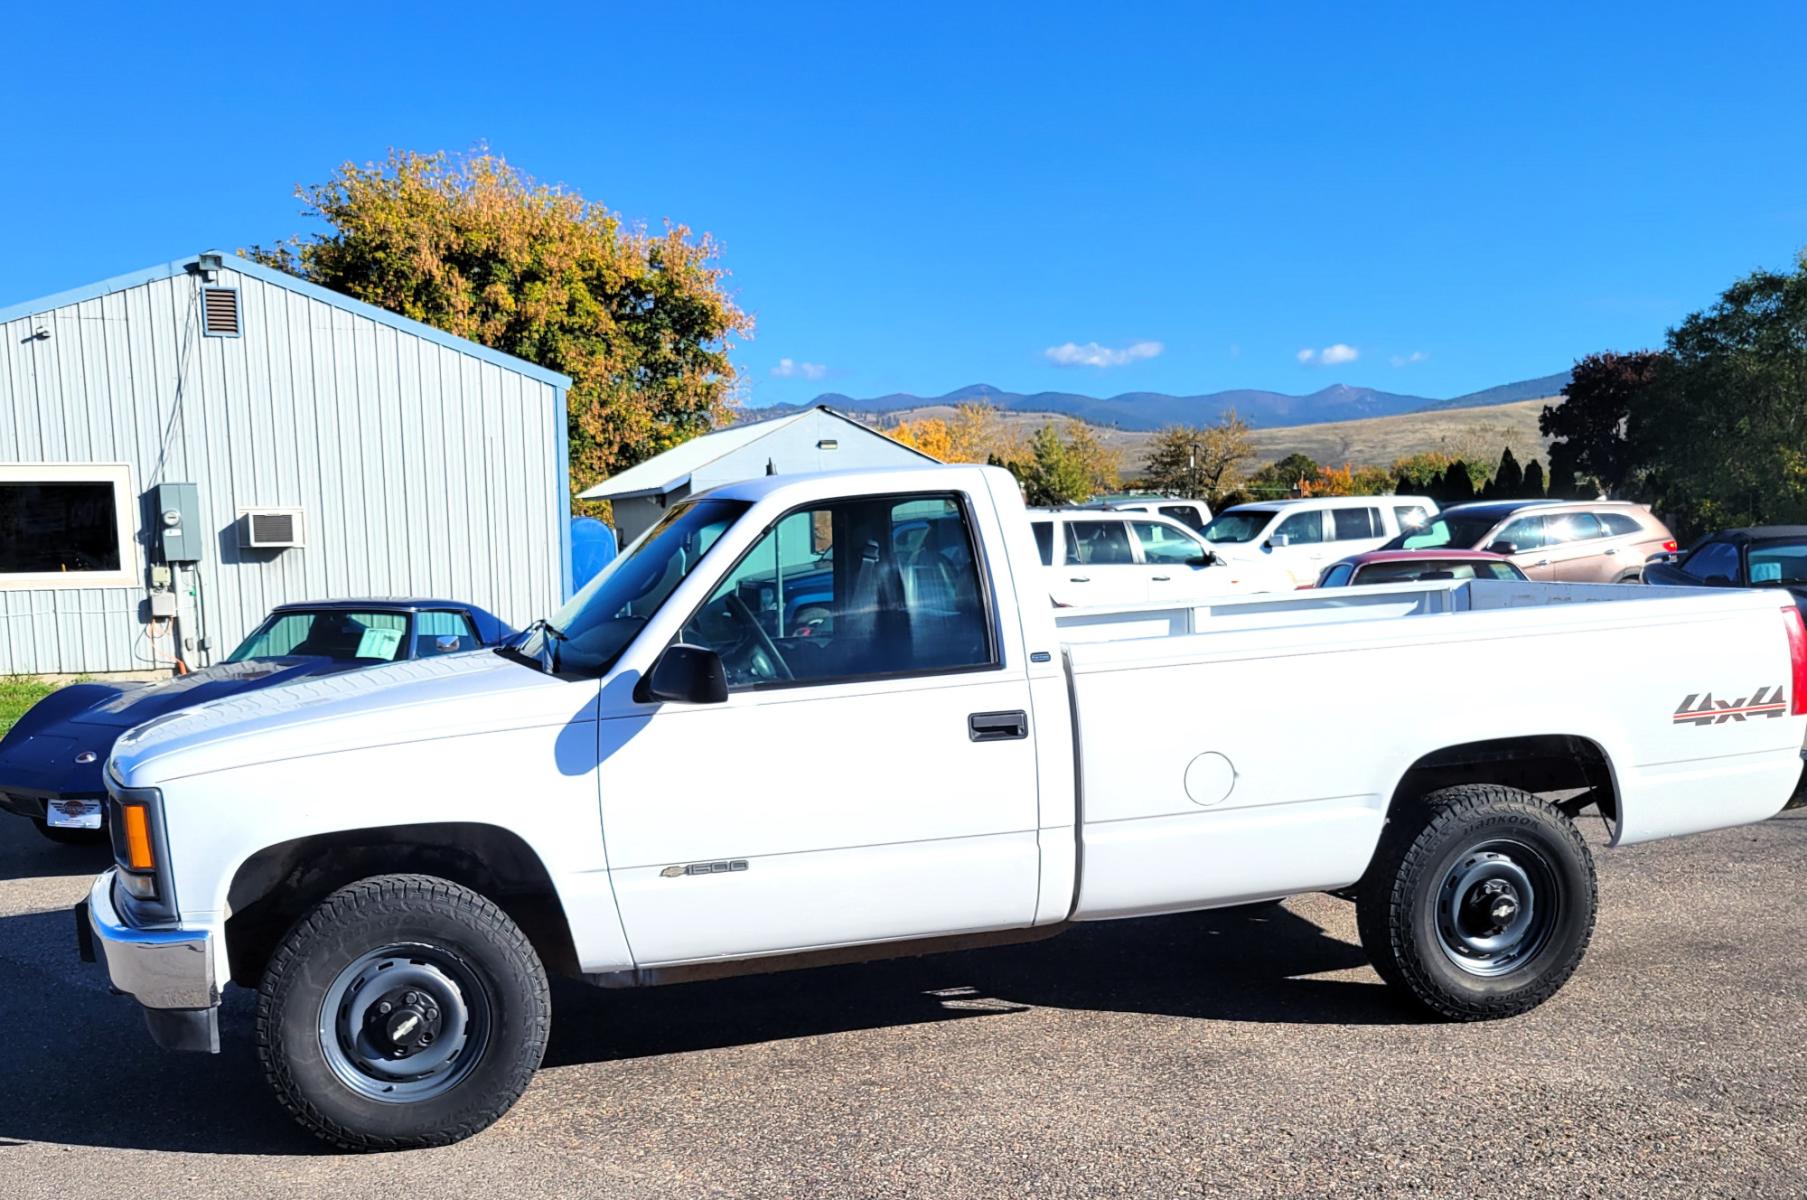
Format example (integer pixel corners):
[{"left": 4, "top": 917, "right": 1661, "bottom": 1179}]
[
  {"left": 1522, "top": 459, "right": 1546, "bottom": 497},
  {"left": 1493, "top": 447, "right": 1524, "bottom": 497},
  {"left": 1439, "top": 460, "right": 1474, "bottom": 503}
]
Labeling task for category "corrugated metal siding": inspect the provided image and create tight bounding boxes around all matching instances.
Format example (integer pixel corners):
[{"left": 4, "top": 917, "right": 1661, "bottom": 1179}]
[{"left": 0, "top": 264, "right": 566, "bottom": 675}]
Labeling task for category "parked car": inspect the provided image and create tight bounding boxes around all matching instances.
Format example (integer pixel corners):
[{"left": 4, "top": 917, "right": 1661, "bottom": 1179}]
[
  {"left": 0, "top": 598, "right": 512, "bottom": 844},
  {"left": 1199, "top": 495, "right": 1439, "bottom": 587},
  {"left": 80, "top": 463, "right": 1807, "bottom": 1149},
  {"left": 1381, "top": 499, "right": 1677, "bottom": 583},
  {"left": 1028, "top": 508, "right": 1289, "bottom": 605},
  {"left": 1644, "top": 527, "right": 1807, "bottom": 614},
  {"left": 1309, "top": 550, "right": 1528, "bottom": 588},
  {"left": 1089, "top": 496, "right": 1212, "bottom": 533}
]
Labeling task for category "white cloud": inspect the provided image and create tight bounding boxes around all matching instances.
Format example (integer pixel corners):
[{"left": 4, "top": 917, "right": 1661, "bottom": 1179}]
[
  {"left": 1390, "top": 350, "right": 1429, "bottom": 367},
  {"left": 1298, "top": 343, "right": 1359, "bottom": 366},
  {"left": 771, "top": 357, "right": 827, "bottom": 381},
  {"left": 1044, "top": 340, "right": 1164, "bottom": 368}
]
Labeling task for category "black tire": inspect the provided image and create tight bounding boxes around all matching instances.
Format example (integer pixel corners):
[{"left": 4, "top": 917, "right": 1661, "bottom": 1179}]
[
  {"left": 257, "top": 874, "right": 550, "bottom": 1150},
  {"left": 34, "top": 819, "right": 108, "bottom": 847},
  {"left": 1357, "top": 783, "right": 1596, "bottom": 1021}
]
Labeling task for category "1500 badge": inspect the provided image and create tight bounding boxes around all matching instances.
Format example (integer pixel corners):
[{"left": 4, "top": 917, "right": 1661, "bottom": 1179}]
[{"left": 1673, "top": 686, "right": 1788, "bottom": 725}]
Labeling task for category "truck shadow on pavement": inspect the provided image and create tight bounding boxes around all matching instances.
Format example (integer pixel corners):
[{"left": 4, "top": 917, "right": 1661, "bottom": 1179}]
[
  {"left": 544, "top": 900, "right": 1410, "bottom": 1069},
  {"left": 0, "top": 900, "right": 1406, "bottom": 1155}
]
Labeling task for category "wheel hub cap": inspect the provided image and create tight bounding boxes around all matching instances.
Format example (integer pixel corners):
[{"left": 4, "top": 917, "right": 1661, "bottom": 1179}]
[
  {"left": 317, "top": 945, "right": 492, "bottom": 1103},
  {"left": 1435, "top": 841, "right": 1558, "bottom": 978}
]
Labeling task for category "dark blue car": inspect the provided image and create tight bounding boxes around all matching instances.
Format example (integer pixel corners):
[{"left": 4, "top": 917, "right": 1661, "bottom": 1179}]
[{"left": 0, "top": 598, "right": 512, "bottom": 844}]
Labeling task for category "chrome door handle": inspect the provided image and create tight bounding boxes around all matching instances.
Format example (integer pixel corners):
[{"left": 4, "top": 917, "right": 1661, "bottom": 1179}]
[
  {"left": 1604, "top": 547, "right": 1618, "bottom": 555},
  {"left": 1533, "top": 559, "right": 1550, "bottom": 567},
  {"left": 1068, "top": 576, "right": 1090, "bottom": 583},
  {"left": 1151, "top": 575, "right": 1171, "bottom": 582}
]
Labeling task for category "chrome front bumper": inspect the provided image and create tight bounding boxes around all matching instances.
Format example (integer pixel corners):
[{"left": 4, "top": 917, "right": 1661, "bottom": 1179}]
[{"left": 79, "top": 868, "right": 220, "bottom": 1052}]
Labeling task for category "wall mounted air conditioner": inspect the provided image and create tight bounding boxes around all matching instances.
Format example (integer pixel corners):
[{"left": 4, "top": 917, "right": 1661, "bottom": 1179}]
[{"left": 238, "top": 507, "right": 305, "bottom": 550}]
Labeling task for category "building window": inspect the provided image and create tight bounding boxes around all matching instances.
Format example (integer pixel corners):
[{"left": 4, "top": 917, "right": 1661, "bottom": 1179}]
[{"left": 0, "top": 464, "right": 137, "bottom": 589}]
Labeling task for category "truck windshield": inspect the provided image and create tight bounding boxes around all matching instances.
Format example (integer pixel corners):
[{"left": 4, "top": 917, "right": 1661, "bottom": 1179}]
[
  {"left": 1201, "top": 510, "right": 1276, "bottom": 544},
  {"left": 505, "top": 498, "right": 749, "bottom": 676}
]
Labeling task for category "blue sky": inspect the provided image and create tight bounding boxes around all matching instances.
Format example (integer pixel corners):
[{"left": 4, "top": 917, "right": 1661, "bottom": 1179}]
[{"left": 3, "top": 3, "right": 1804, "bottom": 409}]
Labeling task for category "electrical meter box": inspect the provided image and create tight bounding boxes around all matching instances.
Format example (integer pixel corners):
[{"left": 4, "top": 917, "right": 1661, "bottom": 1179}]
[{"left": 152, "top": 482, "right": 203, "bottom": 563}]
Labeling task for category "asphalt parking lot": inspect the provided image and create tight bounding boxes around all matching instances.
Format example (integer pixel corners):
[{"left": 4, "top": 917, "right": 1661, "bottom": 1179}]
[{"left": 3, "top": 811, "right": 1804, "bottom": 1199}]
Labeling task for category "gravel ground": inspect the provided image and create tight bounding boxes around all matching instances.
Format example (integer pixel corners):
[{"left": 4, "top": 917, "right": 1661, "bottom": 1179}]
[{"left": 2, "top": 810, "right": 1803, "bottom": 1199}]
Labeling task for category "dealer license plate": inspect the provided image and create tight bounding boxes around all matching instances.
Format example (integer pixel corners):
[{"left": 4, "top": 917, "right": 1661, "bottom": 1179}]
[{"left": 46, "top": 798, "right": 103, "bottom": 830}]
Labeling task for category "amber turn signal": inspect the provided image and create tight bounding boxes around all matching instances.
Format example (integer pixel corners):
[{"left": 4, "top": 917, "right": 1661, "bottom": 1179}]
[{"left": 121, "top": 803, "right": 155, "bottom": 870}]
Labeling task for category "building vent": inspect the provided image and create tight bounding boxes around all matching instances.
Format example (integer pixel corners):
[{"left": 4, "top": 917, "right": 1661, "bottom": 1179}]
[
  {"left": 202, "top": 287, "right": 241, "bottom": 337},
  {"left": 238, "top": 507, "right": 304, "bottom": 550}
]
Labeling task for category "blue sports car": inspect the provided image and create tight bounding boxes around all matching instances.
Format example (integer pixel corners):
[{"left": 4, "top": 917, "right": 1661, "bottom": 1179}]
[{"left": 0, "top": 598, "right": 512, "bottom": 844}]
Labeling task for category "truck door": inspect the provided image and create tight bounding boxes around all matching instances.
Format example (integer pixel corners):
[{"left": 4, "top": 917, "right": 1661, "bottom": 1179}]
[
  {"left": 595, "top": 492, "right": 1042, "bottom": 966},
  {"left": 1053, "top": 518, "right": 1149, "bottom": 607}
]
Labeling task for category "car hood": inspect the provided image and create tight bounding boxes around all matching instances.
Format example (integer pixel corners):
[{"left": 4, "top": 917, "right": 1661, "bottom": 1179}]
[
  {"left": 110, "top": 651, "right": 592, "bottom": 786},
  {"left": 66, "top": 658, "right": 360, "bottom": 730}
]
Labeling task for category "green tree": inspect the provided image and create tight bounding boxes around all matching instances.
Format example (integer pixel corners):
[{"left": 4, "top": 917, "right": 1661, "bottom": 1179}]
[
  {"left": 1631, "top": 253, "right": 1807, "bottom": 535},
  {"left": 1522, "top": 458, "right": 1546, "bottom": 497},
  {"left": 1438, "top": 460, "right": 1475, "bottom": 504},
  {"left": 1541, "top": 351, "right": 1663, "bottom": 499},
  {"left": 1020, "top": 421, "right": 1118, "bottom": 506},
  {"left": 1143, "top": 412, "right": 1255, "bottom": 499},
  {"left": 1247, "top": 451, "right": 1320, "bottom": 498},
  {"left": 249, "top": 148, "right": 754, "bottom": 510},
  {"left": 1486, "top": 447, "right": 1524, "bottom": 498}
]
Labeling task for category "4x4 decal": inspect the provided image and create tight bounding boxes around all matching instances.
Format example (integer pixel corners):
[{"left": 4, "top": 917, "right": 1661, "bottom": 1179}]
[{"left": 1673, "top": 687, "right": 1788, "bottom": 725}]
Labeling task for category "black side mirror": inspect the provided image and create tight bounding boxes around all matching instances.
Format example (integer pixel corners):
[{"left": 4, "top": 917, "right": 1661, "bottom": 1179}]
[
  {"left": 636, "top": 644, "right": 728, "bottom": 704},
  {"left": 1487, "top": 541, "right": 1519, "bottom": 556},
  {"left": 1187, "top": 551, "right": 1213, "bottom": 568}
]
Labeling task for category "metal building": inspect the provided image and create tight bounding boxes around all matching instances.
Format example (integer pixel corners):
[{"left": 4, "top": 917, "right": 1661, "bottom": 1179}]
[
  {"left": 579, "top": 405, "right": 935, "bottom": 544},
  {"left": 0, "top": 251, "right": 572, "bottom": 676}
]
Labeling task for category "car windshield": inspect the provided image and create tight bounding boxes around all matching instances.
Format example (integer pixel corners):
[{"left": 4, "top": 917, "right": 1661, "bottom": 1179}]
[
  {"left": 506, "top": 498, "right": 749, "bottom": 676},
  {"left": 1355, "top": 560, "right": 1523, "bottom": 584},
  {"left": 227, "top": 610, "right": 410, "bottom": 663},
  {"left": 1201, "top": 510, "right": 1276, "bottom": 544},
  {"left": 1390, "top": 512, "right": 1500, "bottom": 551},
  {"left": 1746, "top": 541, "right": 1807, "bottom": 586}
]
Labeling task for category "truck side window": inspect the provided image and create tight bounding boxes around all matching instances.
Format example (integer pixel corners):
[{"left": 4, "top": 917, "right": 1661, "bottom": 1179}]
[
  {"left": 1275, "top": 510, "right": 1325, "bottom": 544},
  {"left": 1068, "top": 520, "right": 1135, "bottom": 565},
  {"left": 679, "top": 493, "right": 996, "bottom": 689},
  {"left": 1031, "top": 521, "right": 1056, "bottom": 566},
  {"left": 1331, "top": 507, "right": 1379, "bottom": 540}
]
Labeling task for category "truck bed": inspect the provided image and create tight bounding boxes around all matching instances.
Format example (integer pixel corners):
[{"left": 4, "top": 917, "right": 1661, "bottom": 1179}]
[{"left": 1053, "top": 578, "right": 1807, "bottom": 921}]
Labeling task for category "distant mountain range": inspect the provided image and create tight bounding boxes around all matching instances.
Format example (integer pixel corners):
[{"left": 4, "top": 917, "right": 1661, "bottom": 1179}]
[{"left": 748, "top": 371, "right": 1571, "bottom": 432}]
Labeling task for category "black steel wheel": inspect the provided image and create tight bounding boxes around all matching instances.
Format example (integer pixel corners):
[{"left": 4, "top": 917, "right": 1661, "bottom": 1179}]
[
  {"left": 257, "top": 874, "right": 549, "bottom": 1150},
  {"left": 1357, "top": 784, "right": 1597, "bottom": 1020}
]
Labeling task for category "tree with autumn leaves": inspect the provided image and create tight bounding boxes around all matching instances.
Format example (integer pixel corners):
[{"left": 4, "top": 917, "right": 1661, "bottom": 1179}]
[{"left": 249, "top": 149, "right": 753, "bottom": 511}]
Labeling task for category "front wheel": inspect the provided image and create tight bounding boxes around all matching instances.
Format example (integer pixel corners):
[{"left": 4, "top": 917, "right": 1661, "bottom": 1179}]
[
  {"left": 1357, "top": 784, "right": 1597, "bottom": 1020},
  {"left": 257, "top": 874, "right": 550, "bottom": 1150}
]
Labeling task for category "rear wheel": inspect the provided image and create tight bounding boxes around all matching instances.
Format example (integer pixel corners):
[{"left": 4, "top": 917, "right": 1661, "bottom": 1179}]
[
  {"left": 257, "top": 874, "right": 549, "bottom": 1150},
  {"left": 1357, "top": 784, "right": 1596, "bottom": 1020}
]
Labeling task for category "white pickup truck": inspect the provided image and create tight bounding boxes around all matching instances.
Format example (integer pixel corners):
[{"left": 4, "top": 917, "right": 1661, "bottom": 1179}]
[{"left": 79, "top": 464, "right": 1807, "bottom": 1150}]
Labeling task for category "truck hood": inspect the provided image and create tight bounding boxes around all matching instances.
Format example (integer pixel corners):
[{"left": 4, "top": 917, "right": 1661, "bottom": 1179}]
[{"left": 110, "top": 651, "right": 596, "bottom": 786}]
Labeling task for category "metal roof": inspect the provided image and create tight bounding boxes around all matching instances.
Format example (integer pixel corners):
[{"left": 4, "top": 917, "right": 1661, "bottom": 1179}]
[
  {"left": 0, "top": 251, "right": 572, "bottom": 388},
  {"left": 579, "top": 406, "right": 934, "bottom": 501}
]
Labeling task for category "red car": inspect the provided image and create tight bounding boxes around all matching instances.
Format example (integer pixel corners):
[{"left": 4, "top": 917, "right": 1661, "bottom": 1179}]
[{"left": 1306, "top": 549, "right": 1528, "bottom": 588}]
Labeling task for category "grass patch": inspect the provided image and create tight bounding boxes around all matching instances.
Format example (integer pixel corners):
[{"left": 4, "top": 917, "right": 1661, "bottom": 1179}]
[{"left": 1, "top": 677, "right": 58, "bottom": 738}]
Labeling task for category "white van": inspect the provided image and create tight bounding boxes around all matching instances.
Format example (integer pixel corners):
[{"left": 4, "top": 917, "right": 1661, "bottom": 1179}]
[{"left": 1201, "top": 495, "right": 1439, "bottom": 586}]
